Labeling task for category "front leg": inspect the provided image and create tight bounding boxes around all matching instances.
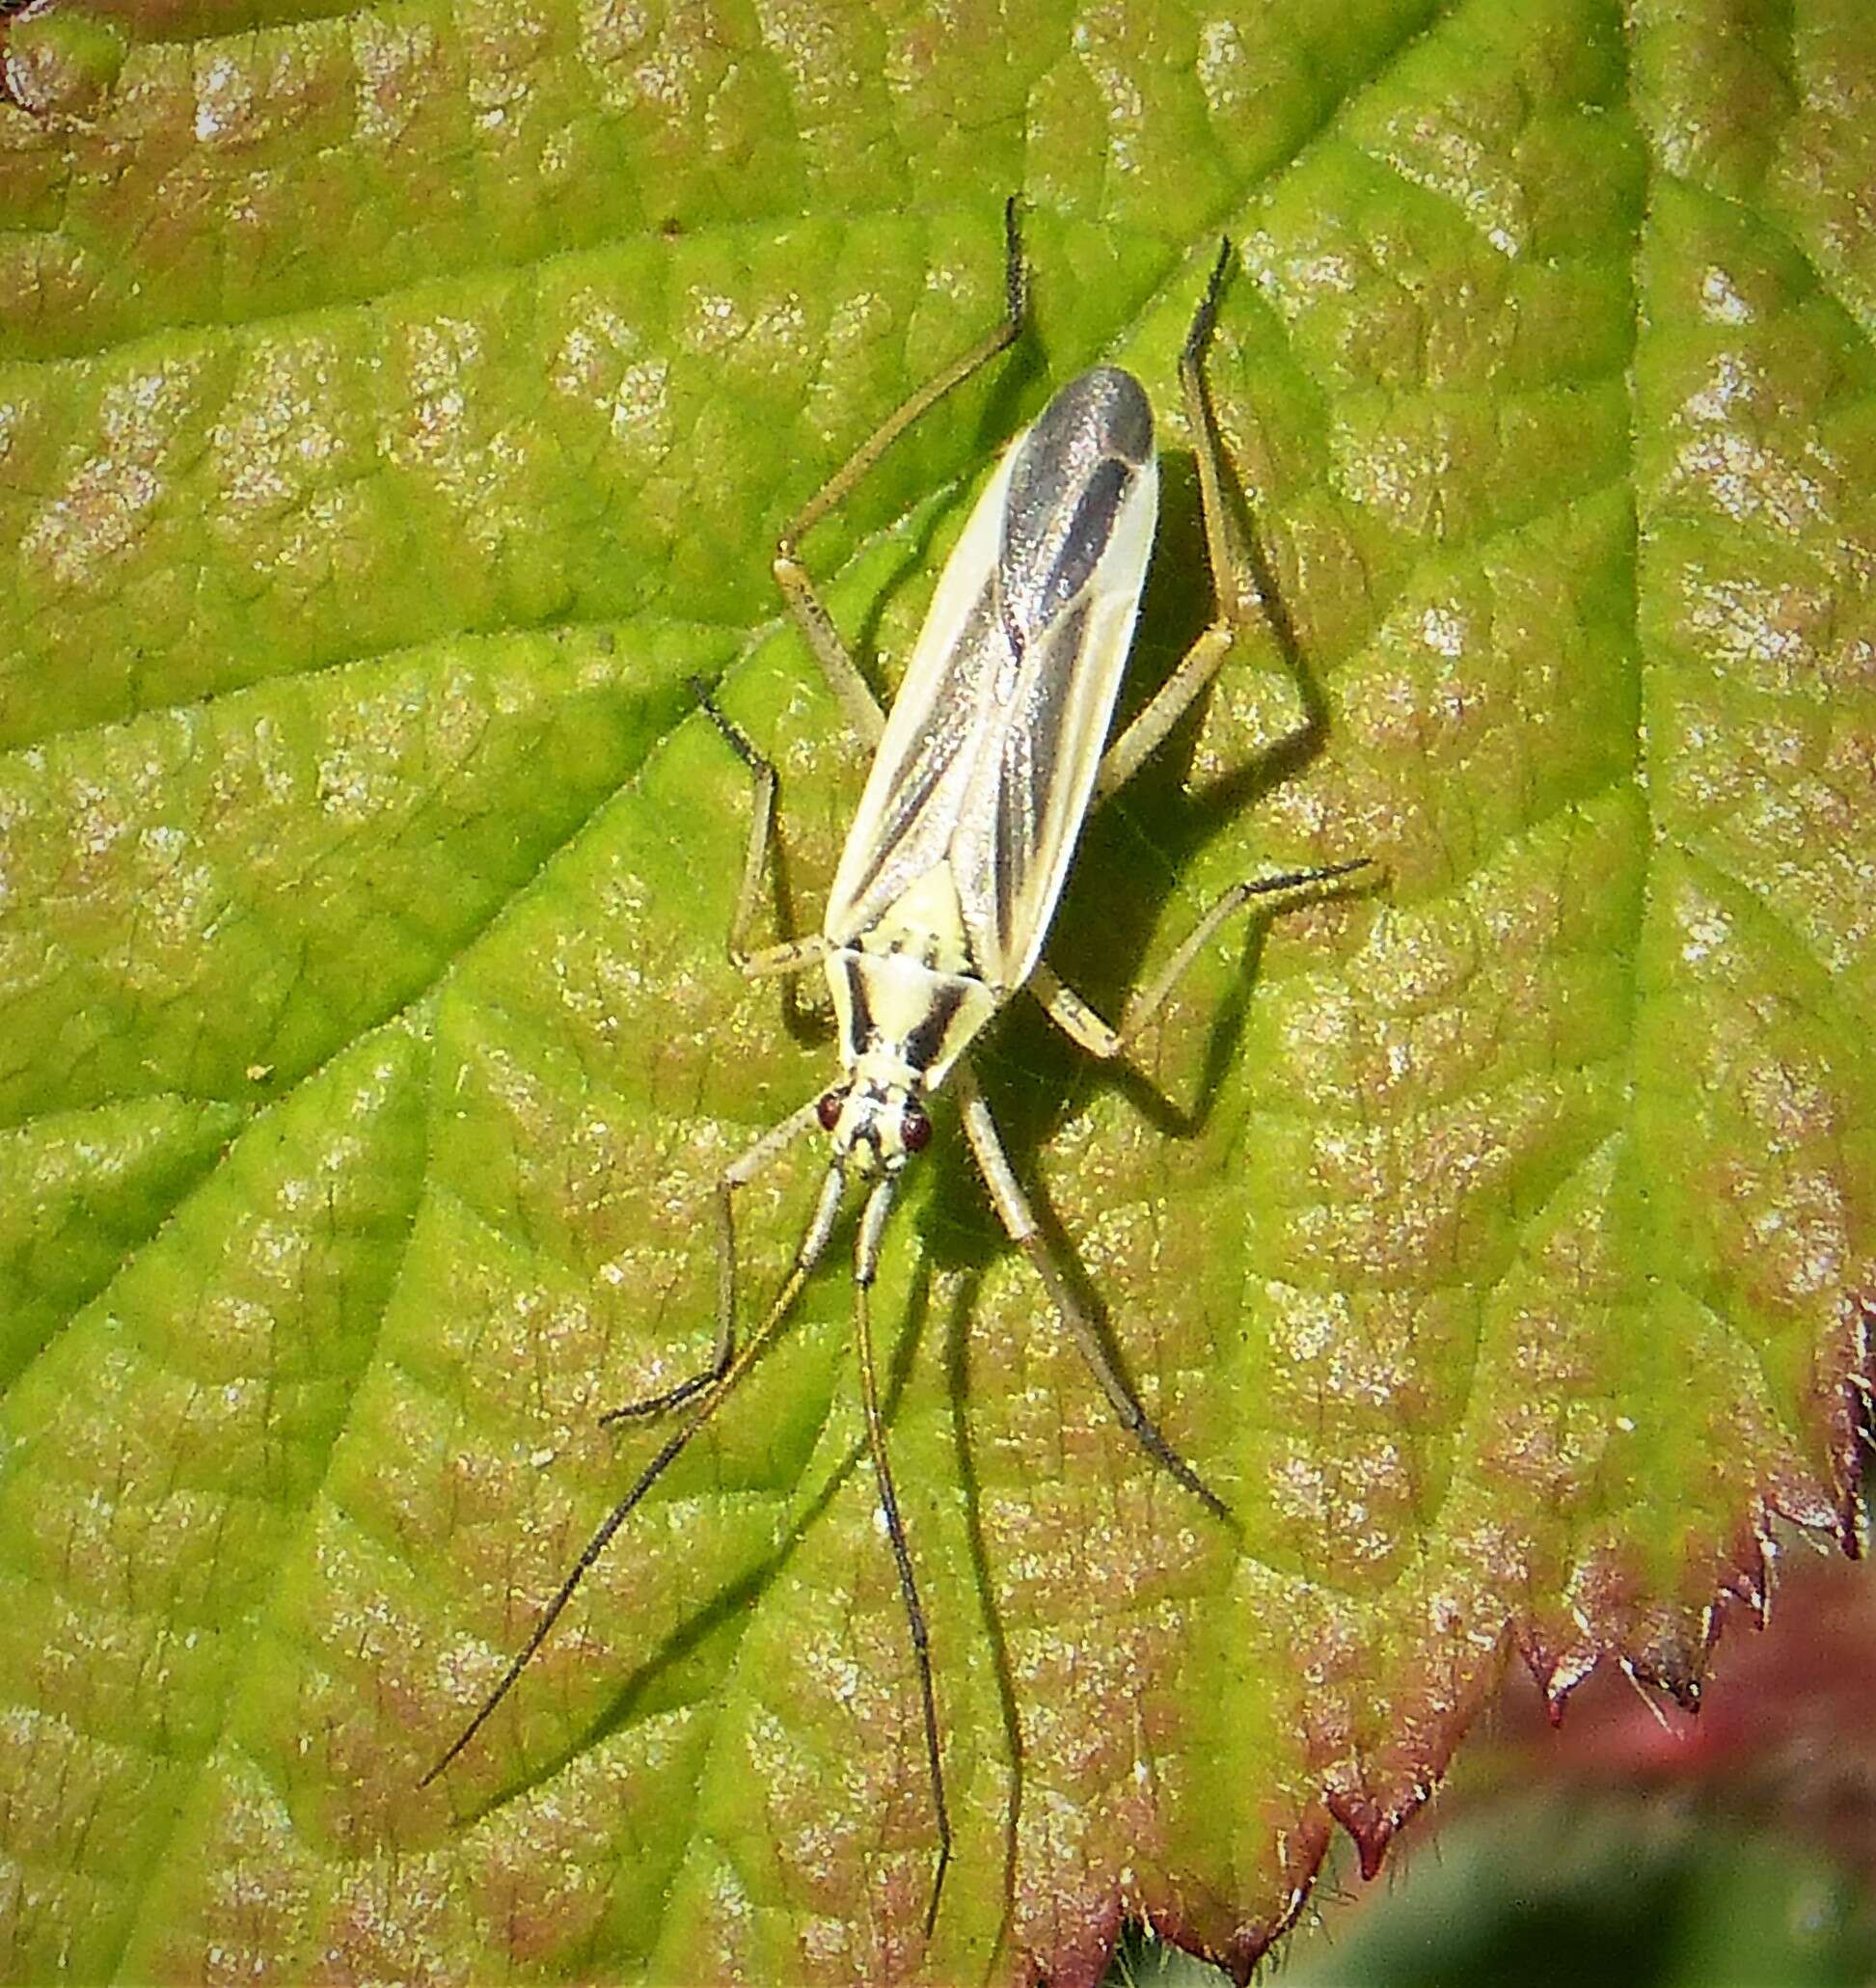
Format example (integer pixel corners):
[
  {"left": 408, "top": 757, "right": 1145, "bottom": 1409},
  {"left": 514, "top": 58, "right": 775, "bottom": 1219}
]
[
  {"left": 424, "top": 1122, "right": 846, "bottom": 1790},
  {"left": 599, "top": 1093, "right": 824, "bottom": 1422}
]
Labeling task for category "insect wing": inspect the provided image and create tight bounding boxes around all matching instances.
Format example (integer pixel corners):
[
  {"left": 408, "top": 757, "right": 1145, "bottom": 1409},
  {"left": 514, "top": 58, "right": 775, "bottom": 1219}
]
[
  {"left": 956, "top": 369, "right": 1158, "bottom": 988},
  {"left": 824, "top": 368, "right": 1159, "bottom": 991},
  {"left": 821, "top": 431, "right": 1020, "bottom": 954}
]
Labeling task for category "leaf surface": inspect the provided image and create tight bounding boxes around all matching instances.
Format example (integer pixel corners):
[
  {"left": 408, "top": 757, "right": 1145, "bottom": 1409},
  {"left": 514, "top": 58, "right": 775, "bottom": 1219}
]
[{"left": 1, "top": 1, "right": 1871, "bottom": 1982}]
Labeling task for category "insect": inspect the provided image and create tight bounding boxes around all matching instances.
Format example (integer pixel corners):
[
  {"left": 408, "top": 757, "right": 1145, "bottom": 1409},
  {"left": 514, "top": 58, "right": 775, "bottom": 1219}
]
[{"left": 422, "top": 204, "right": 1369, "bottom": 1931}]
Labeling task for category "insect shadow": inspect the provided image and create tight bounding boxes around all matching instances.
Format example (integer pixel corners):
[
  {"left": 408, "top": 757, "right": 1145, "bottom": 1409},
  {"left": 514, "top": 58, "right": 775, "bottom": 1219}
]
[{"left": 923, "top": 430, "right": 1346, "bottom": 1239}]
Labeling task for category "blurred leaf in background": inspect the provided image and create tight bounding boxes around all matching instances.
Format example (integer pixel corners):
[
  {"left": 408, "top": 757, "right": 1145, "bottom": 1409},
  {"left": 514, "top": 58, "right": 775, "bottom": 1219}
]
[{"left": 1113, "top": 1531, "right": 1876, "bottom": 1985}]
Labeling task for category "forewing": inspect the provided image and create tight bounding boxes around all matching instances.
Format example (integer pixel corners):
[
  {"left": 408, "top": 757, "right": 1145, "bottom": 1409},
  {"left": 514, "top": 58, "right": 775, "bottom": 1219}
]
[
  {"left": 953, "top": 366, "right": 1160, "bottom": 986},
  {"left": 822, "top": 440, "right": 1024, "bottom": 949},
  {"left": 952, "top": 444, "right": 1157, "bottom": 988},
  {"left": 822, "top": 369, "right": 1158, "bottom": 993}
]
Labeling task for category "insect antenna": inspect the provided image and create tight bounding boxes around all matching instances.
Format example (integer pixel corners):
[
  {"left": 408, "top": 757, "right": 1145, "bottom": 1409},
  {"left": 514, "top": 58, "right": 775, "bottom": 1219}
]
[
  {"left": 421, "top": 1164, "right": 848, "bottom": 1788},
  {"left": 851, "top": 1176, "right": 952, "bottom": 1935}
]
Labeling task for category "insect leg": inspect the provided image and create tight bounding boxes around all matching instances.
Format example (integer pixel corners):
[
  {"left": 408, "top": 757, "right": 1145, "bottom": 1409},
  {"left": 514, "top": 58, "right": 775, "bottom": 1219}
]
[
  {"left": 693, "top": 677, "right": 831, "bottom": 981},
  {"left": 421, "top": 1160, "right": 849, "bottom": 1787},
  {"left": 851, "top": 1177, "right": 951, "bottom": 1934},
  {"left": 953, "top": 1059, "right": 1229, "bottom": 1519},
  {"left": 1091, "top": 238, "right": 1247, "bottom": 807},
  {"left": 601, "top": 1093, "right": 826, "bottom": 1422},
  {"left": 1030, "top": 859, "right": 1373, "bottom": 1062},
  {"left": 773, "top": 198, "right": 1029, "bottom": 747}
]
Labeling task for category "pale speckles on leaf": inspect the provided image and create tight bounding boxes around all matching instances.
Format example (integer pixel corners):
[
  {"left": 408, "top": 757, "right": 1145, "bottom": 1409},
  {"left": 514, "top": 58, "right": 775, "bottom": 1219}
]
[
  {"left": 920, "top": 257, "right": 975, "bottom": 309},
  {"left": 1264, "top": 1284, "right": 1416, "bottom": 1413},
  {"left": 684, "top": 287, "right": 749, "bottom": 356},
  {"left": 1076, "top": 1199, "right": 1159, "bottom": 1294},
  {"left": 1684, "top": 348, "right": 1763, "bottom": 422},
  {"left": 1471, "top": 863, "right": 1571, "bottom": 965},
  {"left": 1378, "top": 1003, "right": 1486, "bottom": 1111},
  {"left": 513, "top": 1294, "right": 603, "bottom": 1401},
  {"left": 801, "top": 1915, "right": 854, "bottom": 1968},
  {"left": 241, "top": 1203, "right": 326, "bottom": 1288},
  {"left": 1434, "top": 1523, "right": 1535, "bottom": 1617},
  {"left": 1250, "top": 228, "right": 1363, "bottom": 304},
  {"left": 550, "top": 294, "right": 676, "bottom": 464},
  {"left": 573, "top": 0, "right": 649, "bottom": 74},
  {"left": 1739, "top": 1168, "right": 1848, "bottom": 1301},
  {"left": 209, "top": 338, "right": 345, "bottom": 523},
  {"left": 1479, "top": 1375, "right": 1615, "bottom": 1504},
  {"left": 129, "top": 824, "right": 217, "bottom": 955},
  {"left": 192, "top": 51, "right": 258, "bottom": 148},
  {"left": 397, "top": 317, "right": 480, "bottom": 443},
  {"left": 753, "top": 0, "right": 861, "bottom": 116},
  {"left": 574, "top": 0, "right": 710, "bottom": 118},
  {"left": 799, "top": 1626, "right": 864, "bottom": 1710},
  {"left": 1418, "top": 602, "right": 1469, "bottom": 660},
  {"left": 1677, "top": 894, "right": 1733, "bottom": 967},
  {"left": 1373, "top": 107, "right": 1531, "bottom": 260},
  {"left": 351, "top": 14, "right": 439, "bottom": 149},
  {"left": 64, "top": 776, "right": 132, "bottom": 863},
  {"left": 320, "top": 1852, "right": 458, "bottom": 1981},
  {"left": 1183, "top": 665, "right": 1312, "bottom": 782},
  {"left": 1737, "top": 1054, "right": 1847, "bottom": 1162},
  {"left": 1267, "top": 1433, "right": 1416, "bottom": 1572},
  {"left": 23, "top": 366, "right": 203, "bottom": 592},
  {"left": 1667, "top": 424, "right": 1833, "bottom": 533},
  {"left": 1265, "top": 977, "right": 1363, "bottom": 1093},
  {"left": 1298, "top": 1091, "right": 1532, "bottom": 1272},
  {"left": 1195, "top": 16, "right": 1251, "bottom": 117},
  {"left": 313, "top": 704, "right": 426, "bottom": 827},
  {"left": 386, "top": 317, "right": 536, "bottom": 550},
  {"left": 1329, "top": 416, "right": 1453, "bottom": 535},
  {"left": 701, "top": 1857, "right": 758, "bottom": 1938},
  {"left": 1344, "top": 595, "right": 1500, "bottom": 772},
  {"left": 748, "top": 292, "right": 811, "bottom": 368},
  {"left": 1341, "top": 654, "right": 1438, "bottom": 756},
  {"left": 821, "top": 287, "right": 891, "bottom": 372},
  {"left": 608, "top": 355, "right": 675, "bottom": 452},
  {"left": 1681, "top": 575, "right": 1815, "bottom": 691},
  {"left": 1070, "top": 8, "right": 1147, "bottom": 180},
  {"left": 1699, "top": 263, "right": 1756, "bottom": 325},
  {"left": 1351, "top": 899, "right": 1477, "bottom": 1013},
  {"left": 460, "top": 0, "right": 549, "bottom": 127}
]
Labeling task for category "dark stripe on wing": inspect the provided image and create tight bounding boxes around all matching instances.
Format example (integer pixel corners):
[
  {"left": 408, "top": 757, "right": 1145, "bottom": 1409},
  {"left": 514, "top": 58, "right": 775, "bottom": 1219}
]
[
  {"left": 1000, "top": 368, "right": 1151, "bottom": 646},
  {"left": 992, "top": 596, "right": 1086, "bottom": 963}
]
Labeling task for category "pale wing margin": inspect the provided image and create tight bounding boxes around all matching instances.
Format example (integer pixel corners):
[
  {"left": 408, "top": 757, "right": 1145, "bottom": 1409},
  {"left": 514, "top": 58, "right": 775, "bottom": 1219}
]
[
  {"left": 823, "top": 368, "right": 1160, "bottom": 993},
  {"left": 822, "top": 435, "right": 1024, "bottom": 952}
]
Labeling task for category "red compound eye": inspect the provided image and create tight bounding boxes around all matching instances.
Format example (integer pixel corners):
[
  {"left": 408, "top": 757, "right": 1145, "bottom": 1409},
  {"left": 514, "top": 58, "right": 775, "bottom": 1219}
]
[
  {"left": 902, "top": 1104, "right": 932, "bottom": 1154},
  {"left": 816, "top": 1089, "right": 844, "bottom": 1132}
]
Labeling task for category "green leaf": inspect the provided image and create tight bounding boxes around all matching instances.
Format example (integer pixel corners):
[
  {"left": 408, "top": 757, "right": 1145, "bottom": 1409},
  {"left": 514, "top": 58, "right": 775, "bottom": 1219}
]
[{"left": 2, "top": 0, "right": 1870, "bottom": 1982}]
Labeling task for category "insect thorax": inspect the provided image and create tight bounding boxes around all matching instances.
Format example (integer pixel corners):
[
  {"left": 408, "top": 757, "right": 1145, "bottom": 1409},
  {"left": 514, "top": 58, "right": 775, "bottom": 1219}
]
[{"left": 821, "top": 863, "right": 998, "bottom": 1173}]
